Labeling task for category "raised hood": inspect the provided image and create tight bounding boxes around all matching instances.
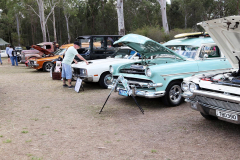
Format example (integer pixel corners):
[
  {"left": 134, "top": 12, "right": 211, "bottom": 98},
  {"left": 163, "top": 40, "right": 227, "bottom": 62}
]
[
  {"left": 198, "top": 16, "right": 240, "bottom": 68},
  {"left": 113, "top": 34, "right": 186, "bottom": 60},
  {"left": 32, "top": 45, "right": 51, "bottom": 55}
]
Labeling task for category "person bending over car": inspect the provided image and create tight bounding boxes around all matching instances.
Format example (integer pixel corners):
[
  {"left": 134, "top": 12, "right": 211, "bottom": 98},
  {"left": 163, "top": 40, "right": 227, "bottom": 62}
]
[{"left": 62, "top": 41, "right": 88, "bottom": 89}]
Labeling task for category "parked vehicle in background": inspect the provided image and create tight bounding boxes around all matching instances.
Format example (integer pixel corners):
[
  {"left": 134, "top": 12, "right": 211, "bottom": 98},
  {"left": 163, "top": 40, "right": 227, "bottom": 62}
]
[
  {"left": 182, "top": 16, "right": 240, "bottom": 124},
  {"left": 28, "top": 44, "right": 73, "bottom": 72},
  {"left": 108, "top": 34, "right": 232, "bottom": 106},
  {"left": 72, "top": 47, "right": 138, "bottom": 89},
  {"left": 20, "top": 42, "right": 58, "bottom": 63},
  {"left": 75, "top": 35, "right": 122, "bottom": 61}
]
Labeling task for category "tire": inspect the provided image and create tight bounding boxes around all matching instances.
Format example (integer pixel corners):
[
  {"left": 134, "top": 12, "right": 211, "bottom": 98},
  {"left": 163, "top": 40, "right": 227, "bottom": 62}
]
[
  {"left": 43, "top": 62, "right": 53, "bottom": 72},
  {"left": 99, "top": 72, "right": 113, "bottom": 89},
  {"left": 51, "top": 63, "right": 56, "bottom": 72},
  {"left": 200, "top": 112, "right": 218, "bottom": 120},
  {"left": 162, "top": 80, "right": 183, "bottom": 106}
]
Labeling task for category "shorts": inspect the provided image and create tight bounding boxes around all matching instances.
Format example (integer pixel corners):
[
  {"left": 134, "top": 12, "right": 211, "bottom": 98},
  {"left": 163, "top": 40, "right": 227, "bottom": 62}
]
[{"left": 61, "top": 63, "right": 72, "bottom": 79}]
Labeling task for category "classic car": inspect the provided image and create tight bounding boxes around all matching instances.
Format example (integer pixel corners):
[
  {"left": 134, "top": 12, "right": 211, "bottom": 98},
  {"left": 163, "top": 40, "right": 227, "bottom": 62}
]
[
  {"left": 71, "top": 46, "right": 139, "bottom": 89},
  {"left": 108, "top": 33, "right": 232, "bottom": 106},
  {"left": 28, "top": 44, "right": 73, "bottom": 72},
  {"left": 75, "top": 35, "right": 122, "bottom": 61},
  {"left": 20, "top": 42, "right": 58, "bottom": 63},
  {"left": 181, "top": 15, "right": 240, "bottom": 124}
]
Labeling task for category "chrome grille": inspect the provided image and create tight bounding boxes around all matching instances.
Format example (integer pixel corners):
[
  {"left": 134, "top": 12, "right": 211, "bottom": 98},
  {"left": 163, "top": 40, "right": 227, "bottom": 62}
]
[{"left": 191, "top": 96, "right": 240, "bottom": 112}]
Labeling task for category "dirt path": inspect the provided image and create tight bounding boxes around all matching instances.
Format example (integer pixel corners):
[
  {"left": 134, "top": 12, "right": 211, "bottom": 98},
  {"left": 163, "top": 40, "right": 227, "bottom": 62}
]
[{"left": 1, "top": 57, "right": 240, "bottom": 160}]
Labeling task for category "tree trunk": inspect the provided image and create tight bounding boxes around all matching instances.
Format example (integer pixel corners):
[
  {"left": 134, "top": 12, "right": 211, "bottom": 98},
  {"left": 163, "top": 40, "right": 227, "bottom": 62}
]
[
  {"left": 37, "top": 0, "right": 47, "bottom": 42},
  {"left": 117, "top": 0, "right": 125, "bottom": 35},
  {"left": 15, "top": 14, "right": 21, "bottom": 46},
  {"left": 65, "top": 15, "right": 70, "bottom": 44},
  {"left": 157, "top": 0, "right": 169, "bottom": 34},
  {"left": 52, "top": 9, "right": 57, "bottom": 42}
]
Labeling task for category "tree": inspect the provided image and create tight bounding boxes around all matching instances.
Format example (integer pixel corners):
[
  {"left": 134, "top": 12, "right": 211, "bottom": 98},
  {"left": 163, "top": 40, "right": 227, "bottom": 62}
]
[
  {"left": 28, "top": 0, "right": 57, "bottom": 42},
  {"left": 117, "top": 0, "right": 125, "bottom": 35},
  {"left": 157, "top": 0, "right": 169, "bottom": 34}
]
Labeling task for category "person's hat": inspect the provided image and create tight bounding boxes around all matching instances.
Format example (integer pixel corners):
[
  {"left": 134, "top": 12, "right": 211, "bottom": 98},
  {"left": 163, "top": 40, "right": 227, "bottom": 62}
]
[{"left": 74, "top": 41, "right": 80, "bottom": 46}]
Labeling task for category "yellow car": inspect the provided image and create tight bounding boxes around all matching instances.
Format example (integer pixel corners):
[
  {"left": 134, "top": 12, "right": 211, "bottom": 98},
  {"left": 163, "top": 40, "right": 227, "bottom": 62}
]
[{"left": 28, "top": 44, "right": 73, "bottom": 72}]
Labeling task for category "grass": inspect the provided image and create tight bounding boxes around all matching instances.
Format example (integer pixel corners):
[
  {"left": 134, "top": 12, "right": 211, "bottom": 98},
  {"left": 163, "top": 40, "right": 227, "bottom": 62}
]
[
  {"left": 151, "top": 149, "right": 157, "bottom": 153},
  {"left": 3, "top": 139, "right": 12, "bottom": 143},
  {"left": 0, "top": 135, "right": 3, "bottom": 137},
  {"left": 26, "top": 140, "right": 32, "bottom": 143},
  {"left": 31, "top": 118, "right": 39, "bottom": 121},
  {"left": 21, "top": 131, "right": 28, "bottom": 134}
]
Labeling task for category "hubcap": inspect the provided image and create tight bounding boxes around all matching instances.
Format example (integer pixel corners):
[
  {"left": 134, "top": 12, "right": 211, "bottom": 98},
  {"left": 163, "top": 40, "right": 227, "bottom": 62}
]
[
  {"left": 46, "top": 63, "right": 53, "bottom": 71},
  {"left": 169, "top": 85, "right": 182, "bottom": 103},
  {"left": 104, "top": 74, "right": 113, "bottom": 86}
]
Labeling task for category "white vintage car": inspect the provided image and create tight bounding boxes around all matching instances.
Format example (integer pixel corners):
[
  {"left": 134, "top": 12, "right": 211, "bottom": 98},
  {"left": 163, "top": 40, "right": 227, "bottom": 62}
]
[
  {"left": 182, "top": 15, "right": 240, "bottom": 124},
  {"left": 71, "top": 47, "right": 140, "bottom": 89}
]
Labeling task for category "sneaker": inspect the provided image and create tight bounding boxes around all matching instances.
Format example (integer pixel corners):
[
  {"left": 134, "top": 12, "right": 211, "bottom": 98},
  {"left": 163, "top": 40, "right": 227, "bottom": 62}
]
[
  {"left": 63, "top": 84, "right": 68, "bottom": 87},
  {"left": 68, "top": 85, "right": 74, "bottom": 89}
]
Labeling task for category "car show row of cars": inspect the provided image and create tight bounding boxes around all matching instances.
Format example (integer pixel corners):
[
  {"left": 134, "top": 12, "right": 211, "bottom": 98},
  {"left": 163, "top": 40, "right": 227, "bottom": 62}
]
[{"left": 22, "top": 16, "right": 240, "bottom": 125}]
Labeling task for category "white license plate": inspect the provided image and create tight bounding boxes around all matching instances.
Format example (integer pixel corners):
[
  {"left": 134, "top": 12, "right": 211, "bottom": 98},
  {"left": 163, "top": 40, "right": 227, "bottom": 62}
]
[{"left": 216, "top": 110, "right": 238, "bottom": 121}]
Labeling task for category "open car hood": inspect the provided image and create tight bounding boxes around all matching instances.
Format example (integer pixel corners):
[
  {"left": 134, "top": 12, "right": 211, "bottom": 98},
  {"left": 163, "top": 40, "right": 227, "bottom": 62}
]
[
  {"left": 113, "top": 34, "right": 186, "bottom": 60},
  {"left": 32, "top": 45, "right": 51, "bottom": 55},
  {"left": 198, "top": 16, "right": 240, "bottom": 68}
]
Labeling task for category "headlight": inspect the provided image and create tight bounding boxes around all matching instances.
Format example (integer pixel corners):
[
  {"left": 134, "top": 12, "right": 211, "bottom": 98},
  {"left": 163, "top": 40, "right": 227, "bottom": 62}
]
[
  {"left": 189, "top": 83, "right": 198, "bottom": 93},
  {"left": 146, "top": 68, "right": 152, "bottom": 77},
  {"left": 109, "top": 65, "right": 114, "bottom": 74},
  {"left": 181, "top": 82, "right": 189, "bottom": 92},
  {"left": 80, "top": 69, "right": 87, "bottom": 76}
]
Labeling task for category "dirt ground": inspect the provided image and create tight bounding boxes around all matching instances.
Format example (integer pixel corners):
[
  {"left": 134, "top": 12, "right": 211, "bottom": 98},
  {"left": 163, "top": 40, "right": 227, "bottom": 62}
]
[{"left": 1, "top": 57, "right": 240, "bottom": 160}]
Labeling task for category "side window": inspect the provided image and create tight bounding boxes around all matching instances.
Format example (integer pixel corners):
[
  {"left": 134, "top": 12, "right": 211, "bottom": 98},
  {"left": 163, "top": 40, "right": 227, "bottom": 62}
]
[
  {"left": 199, "top": 46, "right": 221, "bottom": 58},
  {"left": 45, "top": 45, "right": 51, "bottom": 49}
]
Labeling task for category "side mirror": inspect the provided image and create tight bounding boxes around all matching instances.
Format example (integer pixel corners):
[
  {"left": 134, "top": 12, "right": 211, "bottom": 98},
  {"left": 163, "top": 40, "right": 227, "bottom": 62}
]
[{"left": 203, "top": 54, "right": 208, "bottom": 59}]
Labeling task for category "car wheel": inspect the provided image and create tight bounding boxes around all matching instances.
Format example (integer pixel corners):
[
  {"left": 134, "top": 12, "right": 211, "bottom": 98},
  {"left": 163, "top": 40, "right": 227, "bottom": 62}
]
[
  {"left": 99, "top": 72, "right": 113, "bottom": 89},
  {"left": 43, "top": 62, "right": 53, "bottom": 72},
  {"left": 200, "top": 112, "right": 218, "bottom": 120},
  {"left": 162, "top": 80, "right": 183, "bottom": 106}
]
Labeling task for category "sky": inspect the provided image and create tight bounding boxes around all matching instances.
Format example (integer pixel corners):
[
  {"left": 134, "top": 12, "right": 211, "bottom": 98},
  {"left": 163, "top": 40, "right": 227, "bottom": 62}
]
[{"left": 167, "top": 0, "right": 171, "bottom": 4}]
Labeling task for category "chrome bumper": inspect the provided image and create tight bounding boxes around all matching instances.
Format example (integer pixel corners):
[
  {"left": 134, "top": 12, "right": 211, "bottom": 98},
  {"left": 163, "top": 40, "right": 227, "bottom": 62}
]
[
  {"left": 183, "top": 90, "right": 240, "bottom": 104},
  {"left": 185, "top": 98, "right": 240, "bottom": 124},
  {"left": 73, "top": 74, "right": 93, "bottom": 82},
  {"left": 28, "top": 63, "right": 39, "bottom": 67},
  {"left": 108, "top": 85, "right": 165, "bottom": 98}
]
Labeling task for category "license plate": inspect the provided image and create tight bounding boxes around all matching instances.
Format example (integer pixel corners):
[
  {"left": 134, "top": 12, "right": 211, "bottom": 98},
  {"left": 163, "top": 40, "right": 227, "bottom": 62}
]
[
  {"left": 216, "top": 110, "right": 238, "bottom": 121},
  {"left": 119, "top": 89, "right": 128, "bottom": 96}
]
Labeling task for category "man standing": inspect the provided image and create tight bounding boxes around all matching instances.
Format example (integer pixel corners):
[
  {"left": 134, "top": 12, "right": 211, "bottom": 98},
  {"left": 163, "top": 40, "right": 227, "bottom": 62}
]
[
  {"left": 8, "top": 46, "right": 14, "bottom": 66},
  {"left": 6, "top": 45, "right": 10, "bottom": 63},
  {"left": 62, "top": 41, "right": 89, "bottom": 89}
]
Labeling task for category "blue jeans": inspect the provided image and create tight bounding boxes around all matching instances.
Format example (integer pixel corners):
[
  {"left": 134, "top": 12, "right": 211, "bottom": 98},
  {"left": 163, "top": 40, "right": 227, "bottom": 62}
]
[
  {"left": 0, "top": 54, "right": 2, "bottom": 64},
  {"left": 10, "top": 56, "right": 18, "bottom": 66}
]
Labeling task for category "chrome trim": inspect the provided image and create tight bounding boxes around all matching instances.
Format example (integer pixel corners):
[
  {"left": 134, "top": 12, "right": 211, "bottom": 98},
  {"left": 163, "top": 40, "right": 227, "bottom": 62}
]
[
  {"left": 161, "top": 68, "right": 232, "bottom": 77},
  {"left": 108, "top": 86, "right": 165, "bottom": 98},
  {"left": 192, "top": 90, "right": 240, "bottom": 104}
]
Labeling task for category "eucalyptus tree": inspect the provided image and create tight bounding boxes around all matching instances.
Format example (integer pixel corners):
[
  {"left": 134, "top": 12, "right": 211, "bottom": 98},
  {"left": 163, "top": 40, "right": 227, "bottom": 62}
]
[
  {"left": 157, "top": 0, "right": 169, "bottom": 34},
  {"left": 117, "top": 0, "right": 125, "bottom": 35},
  {"left": 26, "top": 0, "right": 57, "bottom": 42}
]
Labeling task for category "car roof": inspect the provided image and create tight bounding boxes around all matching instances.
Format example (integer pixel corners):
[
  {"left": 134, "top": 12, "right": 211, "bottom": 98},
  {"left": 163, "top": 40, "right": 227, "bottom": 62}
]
[
  {"left": 163, "top": 37, "right": 214, "bottom": 47},
  {"left": 76, "top": 35, "right": 122, "bottom": 39}
]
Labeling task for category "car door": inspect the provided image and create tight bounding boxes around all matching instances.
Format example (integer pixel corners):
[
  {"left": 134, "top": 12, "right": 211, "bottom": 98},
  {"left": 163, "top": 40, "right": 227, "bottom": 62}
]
[{"left": 197, "top": 44, "right": 232, "bottom": 72}]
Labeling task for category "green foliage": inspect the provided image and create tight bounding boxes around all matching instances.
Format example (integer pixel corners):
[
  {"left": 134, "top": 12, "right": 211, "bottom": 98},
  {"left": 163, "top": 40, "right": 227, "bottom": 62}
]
[{"left": 0, "top": 0, "right": 240, "bottom": 46}]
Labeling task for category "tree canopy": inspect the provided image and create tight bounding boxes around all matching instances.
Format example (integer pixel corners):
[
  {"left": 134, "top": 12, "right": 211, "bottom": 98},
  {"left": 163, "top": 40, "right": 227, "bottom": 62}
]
[{"left": 0, "top": 0, "right": 239, "bottom": 47}]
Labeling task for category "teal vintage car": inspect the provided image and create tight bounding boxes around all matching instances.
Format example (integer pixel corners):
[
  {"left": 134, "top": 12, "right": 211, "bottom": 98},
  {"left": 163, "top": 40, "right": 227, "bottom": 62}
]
[{"left": 109, "top": 33, "right": 232, "bottom": 106}]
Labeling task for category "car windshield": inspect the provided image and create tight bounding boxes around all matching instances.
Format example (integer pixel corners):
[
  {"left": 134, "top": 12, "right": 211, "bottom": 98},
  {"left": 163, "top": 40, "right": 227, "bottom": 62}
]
[
  {"left": 166, "top": 46, "right": 199, "bottom": 59},
  {"left": 54, "top": 48, "right": 66, "bottom": 55},
  {"left": 110, "top": 48, "right": 140, "bottom": 59}
]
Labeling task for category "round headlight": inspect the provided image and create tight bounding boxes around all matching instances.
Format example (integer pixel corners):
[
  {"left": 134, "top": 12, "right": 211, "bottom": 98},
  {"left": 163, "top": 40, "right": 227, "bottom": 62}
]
[
  {"left": 146, "top": 68, "right": 152, "bottom": 77},
  {"left": 181, "top": 82, "right": 189, "bottom": 92},
  {"left": 109, "top": 66, "right": 114, "bottom": 74},
  {"left": 189, "top": 83, "right": 198, "bottom": 93}
]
